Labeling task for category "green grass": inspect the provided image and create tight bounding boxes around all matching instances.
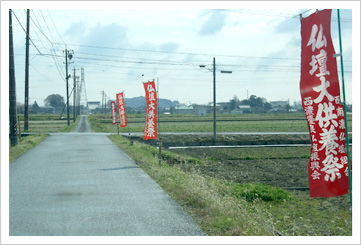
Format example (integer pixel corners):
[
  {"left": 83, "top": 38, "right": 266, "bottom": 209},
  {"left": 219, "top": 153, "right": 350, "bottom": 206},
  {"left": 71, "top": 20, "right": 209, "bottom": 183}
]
[
  {"left": 260, "top": 192, "right": 352, "bottom": 236},
  {"left": 9, "top": 134, "right": 48, "bottom": 163},
  {"left": 107, "top": 134, "right": 352, "bottom": 236},
  {"left": 108, "top": 134, "right": 278, "bottom": 236},
  {"left": 9, "top": 115, "right": 80, "bottom": 163},
  {"left": 230, "top": 182, "right": 293, "bottom": 202}
]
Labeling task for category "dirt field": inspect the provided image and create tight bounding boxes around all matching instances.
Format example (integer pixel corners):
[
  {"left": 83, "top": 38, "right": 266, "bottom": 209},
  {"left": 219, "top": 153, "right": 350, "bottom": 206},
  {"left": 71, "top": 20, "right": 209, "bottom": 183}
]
[
  {"left": 170, "top": 146, "right": 310, "bottom": 188},
  {"left": 133, "top": 133, "right": 352, "bottom": 191}
]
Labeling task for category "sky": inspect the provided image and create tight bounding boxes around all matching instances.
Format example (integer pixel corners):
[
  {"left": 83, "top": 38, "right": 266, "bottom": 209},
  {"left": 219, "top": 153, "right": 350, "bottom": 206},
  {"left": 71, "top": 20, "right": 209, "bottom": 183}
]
[{"left": 2, "top": 1, "right": 359, "bottom": 108}]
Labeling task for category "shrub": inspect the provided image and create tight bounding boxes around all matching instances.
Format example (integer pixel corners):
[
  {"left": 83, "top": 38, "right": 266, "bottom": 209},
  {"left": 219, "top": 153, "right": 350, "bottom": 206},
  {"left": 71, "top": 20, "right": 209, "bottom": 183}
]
[{"left": 231, "top": 182, "right": 293, "bottom": 202}]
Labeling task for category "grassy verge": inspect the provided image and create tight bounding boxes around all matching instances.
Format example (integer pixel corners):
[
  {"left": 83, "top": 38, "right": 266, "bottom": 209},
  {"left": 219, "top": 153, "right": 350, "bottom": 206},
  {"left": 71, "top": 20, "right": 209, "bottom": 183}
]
[
  {"left": 61, "top": 116, "right": 81, "bottom": 132},
  {"left": 9, "top": 134, "right": 48, "bottom": 163},
  {"left": 9, "top": 115, "right": 80, "bottom": 163},
  {"left": 108, "top": 134, "right": 352, "bottom": 236},
  {"left": 109, "top": 134, "right": 281, "bottom": 235}
]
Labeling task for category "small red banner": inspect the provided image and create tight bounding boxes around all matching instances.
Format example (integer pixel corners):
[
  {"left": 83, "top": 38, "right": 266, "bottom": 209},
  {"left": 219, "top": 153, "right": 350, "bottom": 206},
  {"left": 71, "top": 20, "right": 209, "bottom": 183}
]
[
  {"left": 300, "top": 9, "right": 350, "bottom": 198},
  {"left": 110, "top": 101, "right": 117, "bottom": 125},
  {"left": 143, "top": 81, "right": 157, "bottom": 140},
  {"left": 116, "top": 92, "right": 127, "bottom": 128}
]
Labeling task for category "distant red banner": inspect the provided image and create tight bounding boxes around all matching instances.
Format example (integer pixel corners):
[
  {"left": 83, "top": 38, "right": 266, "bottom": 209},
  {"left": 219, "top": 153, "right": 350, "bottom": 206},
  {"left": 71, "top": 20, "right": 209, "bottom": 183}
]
[
  {"left": 110, "top": 101, "right": 117, "bottom": 125},
  {"left": 300, "top": 9, "right": 350, "bottom": 198},
  {"left": 143, "top": 81, "right": 157, "bottom": 140},
  {"left": 116, "top": 92, "right": 127, "bottom": 128}
]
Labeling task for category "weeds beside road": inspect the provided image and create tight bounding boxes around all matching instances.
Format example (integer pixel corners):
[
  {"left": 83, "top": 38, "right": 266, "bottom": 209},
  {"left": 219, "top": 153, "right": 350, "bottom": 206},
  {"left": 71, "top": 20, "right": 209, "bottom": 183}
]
[
  {"left": 93, "top": 113, "right": 352, "bottom": 236},
  {"left": 108, "top": 134, "right": 278, "bottom": 235},
  {"left": 9, "top": 115, "right": 79, "bottom": 163},
  {"left": 108, "top": 134, "right": 352, "bottom": 236},
  {"left": 9, "top": 134, "right": 48, "bottom": 163}
]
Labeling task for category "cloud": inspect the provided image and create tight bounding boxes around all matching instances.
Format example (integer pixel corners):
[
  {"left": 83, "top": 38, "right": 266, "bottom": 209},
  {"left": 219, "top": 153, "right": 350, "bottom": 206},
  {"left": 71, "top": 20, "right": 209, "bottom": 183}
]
[
  {"left": 64, "top": 21, "right": 87, "bottom": 38},
  {"left": 159, "top": 42, "right": 180, "bottom": 52},
  {"left": 84, "top": 23, "right": 128, "bottom": 48},
  {"left": 63, "top": 22, "right": 128, "bottom": 52},
  {"left": 198, "top": 10, "right": 227, "bottom": 36},
  {"left": 274, "top": 18, "right": 300, "bottom": 33}
]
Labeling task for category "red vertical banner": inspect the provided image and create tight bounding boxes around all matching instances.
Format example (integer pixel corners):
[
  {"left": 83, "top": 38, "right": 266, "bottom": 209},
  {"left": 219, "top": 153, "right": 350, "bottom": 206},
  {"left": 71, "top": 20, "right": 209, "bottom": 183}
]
[
  {"left": 110, "top": 101, "right": 117, "bottom": 125},
  {"left": 300, "top": 9, "right": 350, "bottom": 198},
  {"left": 116, "top": 92, "right": 127, "bottom": 128},
  {"left": 143, "top": 80, "right": 157, "bottom": 140}
]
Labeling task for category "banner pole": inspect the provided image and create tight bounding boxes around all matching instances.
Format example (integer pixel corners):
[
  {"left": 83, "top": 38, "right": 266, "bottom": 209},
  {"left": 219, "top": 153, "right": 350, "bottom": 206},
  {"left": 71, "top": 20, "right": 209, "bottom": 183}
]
[
  {"left": 157, "top": 78, "right": 161, "bottom": 167},
  {"left": 124, "top": 91, "right": 130, "bottom": 137},
  {"left": 337, "top": 9, "right": 352, "bottom": 215}
]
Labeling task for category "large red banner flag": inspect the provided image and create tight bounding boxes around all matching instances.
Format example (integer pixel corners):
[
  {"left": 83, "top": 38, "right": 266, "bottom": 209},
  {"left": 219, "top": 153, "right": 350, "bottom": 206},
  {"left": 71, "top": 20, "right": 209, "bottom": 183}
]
[
  {"left": 116, "top": 92, "right": 127, "bottom": 128},
  {"left": 110, "top": 101, "right": 117, "bottom": 125},
  {"left": 300, "top": 9, "right": 350, "bottom": 198},
  {"left": 143, "top": 80, "right": 157, "bottom": 140}
]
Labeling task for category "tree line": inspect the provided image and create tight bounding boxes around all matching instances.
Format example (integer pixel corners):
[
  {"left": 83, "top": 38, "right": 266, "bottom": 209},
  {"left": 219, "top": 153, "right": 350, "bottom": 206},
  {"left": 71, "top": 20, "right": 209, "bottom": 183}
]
[
  {"left": 18, "top": 93, "right": 291, "bottom": 114},
  {"left": 223, "top": 95, "right": 275, "bottom": 113}
]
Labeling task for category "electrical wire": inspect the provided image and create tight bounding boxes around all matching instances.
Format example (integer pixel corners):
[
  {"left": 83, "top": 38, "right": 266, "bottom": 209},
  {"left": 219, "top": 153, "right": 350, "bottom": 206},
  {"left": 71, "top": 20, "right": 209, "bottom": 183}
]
[
  {"left": 11, "top": 10, "right": 42, "bottom": 54},
  {"left": 32, "top": 38, "right": 302, "bottom": 61},
  {"left": 46, "top": 9, "right": 66, "bottom": 45},
  {"left": 29, "top": 10, "right": 65, "bottom": 80}
]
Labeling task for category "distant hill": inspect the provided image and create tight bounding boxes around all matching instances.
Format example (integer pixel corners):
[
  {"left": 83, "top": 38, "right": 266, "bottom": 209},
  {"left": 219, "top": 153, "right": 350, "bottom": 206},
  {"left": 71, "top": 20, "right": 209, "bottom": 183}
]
[{"left": 124, "top": 96, "right": 179, "bottom": 109}]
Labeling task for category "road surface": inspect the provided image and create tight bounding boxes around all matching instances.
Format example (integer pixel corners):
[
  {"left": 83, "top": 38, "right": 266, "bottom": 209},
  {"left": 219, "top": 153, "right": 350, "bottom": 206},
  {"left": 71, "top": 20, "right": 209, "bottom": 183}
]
[{"left": 9, "top": 116, "right": 205, "bottom": 236}]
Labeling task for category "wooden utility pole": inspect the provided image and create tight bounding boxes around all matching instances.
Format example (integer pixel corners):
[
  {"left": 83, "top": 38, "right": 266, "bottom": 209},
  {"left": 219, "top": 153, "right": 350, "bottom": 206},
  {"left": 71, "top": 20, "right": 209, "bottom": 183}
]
[
  {"left": 24, "top": 9, "right": 30, "bottom": 131},
  {"left": 9, "top": 9, "right": 18, "bottom": 146},
  {"left": 73, "top": 68, "right": 76, "bottom": 122},
  {"left": 103, "top": 91, "right": 107, "bottom": 114},
  {"left": 65, "top": 47, "right": 70, "bottom": 125},
  {"left": 213, "top": 57, "right": 216, "bottom": 142},
  {"left": 64, "top": 47, "right": 73, "bottom": 125}
]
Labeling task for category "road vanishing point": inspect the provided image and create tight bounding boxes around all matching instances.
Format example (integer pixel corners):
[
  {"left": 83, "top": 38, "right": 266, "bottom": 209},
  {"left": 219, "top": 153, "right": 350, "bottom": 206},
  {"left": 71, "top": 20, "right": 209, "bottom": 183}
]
[{"left": 9, "top": 115, "right": 205, "bottom": 236}]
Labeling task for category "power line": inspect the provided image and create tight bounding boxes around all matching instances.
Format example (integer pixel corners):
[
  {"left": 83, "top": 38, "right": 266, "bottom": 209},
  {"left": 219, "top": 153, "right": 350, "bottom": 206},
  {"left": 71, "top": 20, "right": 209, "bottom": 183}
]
[
  {"left": 37, "top": 9, "right": 66, "bottom": 80},
  {"left": 34, "top": 52, "right": 298, "bottom": 70},
  {"left": 33, "top": 51, "right": 352, "bottom": 75},
  {"left": 39, "top": 9, "right": 63, "bottom": 50},
  {"left": 11, "top": 10, "right": 42, "bottom": 54},
  {"left": 46, "top": 9, "right": 66, "bottom": 45},
  {"left": 32, "top": 39, "right": 302, "bottom": 61},
  {"left": 29, "top": 10, "right": 65, "bottom": 80}
]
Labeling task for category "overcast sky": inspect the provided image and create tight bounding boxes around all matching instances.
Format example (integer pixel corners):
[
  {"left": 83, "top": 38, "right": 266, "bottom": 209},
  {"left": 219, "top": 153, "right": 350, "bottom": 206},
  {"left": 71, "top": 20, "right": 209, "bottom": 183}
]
[{"left": 3, "top": 1, "right": 359, "bottom": 107}]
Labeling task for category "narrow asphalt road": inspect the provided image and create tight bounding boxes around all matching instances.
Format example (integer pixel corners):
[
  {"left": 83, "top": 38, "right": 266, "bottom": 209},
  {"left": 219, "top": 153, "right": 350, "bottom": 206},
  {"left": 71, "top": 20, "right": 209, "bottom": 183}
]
[{"left": 9, "top": 116, "right": 205, "bottom": 236}]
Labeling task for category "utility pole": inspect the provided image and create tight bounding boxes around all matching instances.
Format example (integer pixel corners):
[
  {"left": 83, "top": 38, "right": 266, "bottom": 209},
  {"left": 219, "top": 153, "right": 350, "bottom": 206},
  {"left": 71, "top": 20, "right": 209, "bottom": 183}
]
[
  {"left": 199, "top": 58, "right": 231, "bottom": 143},
  {"left": 213, "top": 57, "right": 216, "bottom": 142},
  {"left": 101, "top": 90, "right": 104, "bottom": 114},
  {"left": 76, "top": 77, "right": 80, "bottom": 115},
  {"left": 9, "top": 9, "right": 18, "bottom": 146},
  {"left": 65, "top": 47, "right": 70, "bottom": 125},
  {"left": 24, "top": 9, "right": 30, "bottom": 131},
  {"left": 73, "top": 68, "right": 76, "bottom": 122},
  {"left": 64, "top": 47, "right": 73, "bottom": 125},
  {"left": 101, "top": 91, "right": 107, "bottom": 114}
]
